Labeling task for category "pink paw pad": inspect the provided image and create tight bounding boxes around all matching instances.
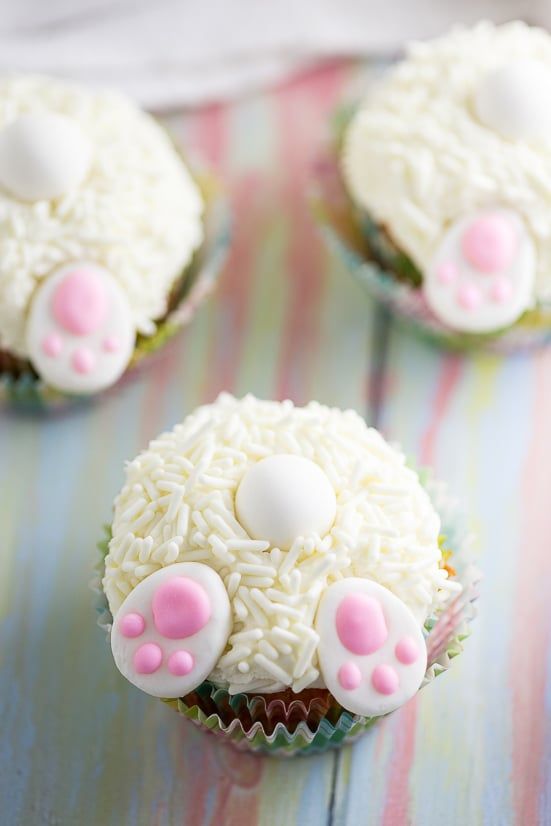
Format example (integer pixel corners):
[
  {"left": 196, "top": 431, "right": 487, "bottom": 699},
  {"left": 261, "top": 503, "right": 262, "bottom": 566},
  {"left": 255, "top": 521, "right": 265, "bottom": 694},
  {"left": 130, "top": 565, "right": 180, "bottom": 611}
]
[
  {"left": 372, "top": 664, "right": 399, "bottom": 695},
  {"left": 41, "top": 332, "right": 62, "bottom": 357},
  {"left": 436, "top": 262, "right": 458, "bottom": 285},
  {"left": 338, "top": 661, "right": 362, "bottom": 690},
  {"left": 461, "top": 213, "right": 517, "bottom": 274},
  {"left": 167, "top": 650, "right": 194, "bottom": 676},
  {"left": 425, "top": 209, "right": 535, "bottom": 334},
  {"left": 120, "top": 612, "right": 145, "bottom": 638},
  {"left": 336, "top": 593, "right": 388, "bottom": 655},
  {"left": 134, "top": 643, "right": 162, "bottom": 674},
  {"left": 72, "top": 347, "right": 96, "bottom": 374},
  {"left": 456, "top": 283, "right": 482, "bottom": 311},
  {"left": 110, "top": 562, "right": 232, "bottom": 699},
  {"left": 395, "top": 636, "right": 419, "bottom": 665},
  {"left": 152, "top": 577, "right": 211, "bottom": 639},
  {"left": 25, "top": 261, "right": 135, "bottom": 395},
  {"left": 316, "top": 578, "right": 427, "bottom": 718},
  {"left": 103, "top": 335, "right": 120, "bottom": 353},
  {"left": 52, "top": 268, "right": 108, "bottom": 335}
]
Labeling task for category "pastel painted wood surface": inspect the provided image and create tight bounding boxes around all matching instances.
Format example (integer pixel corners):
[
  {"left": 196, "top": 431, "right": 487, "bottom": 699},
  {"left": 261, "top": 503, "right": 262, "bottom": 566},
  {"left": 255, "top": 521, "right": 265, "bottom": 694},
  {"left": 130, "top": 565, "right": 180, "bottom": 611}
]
[{"left": 1, "top": 61, "right": 551, "bottom": 826}]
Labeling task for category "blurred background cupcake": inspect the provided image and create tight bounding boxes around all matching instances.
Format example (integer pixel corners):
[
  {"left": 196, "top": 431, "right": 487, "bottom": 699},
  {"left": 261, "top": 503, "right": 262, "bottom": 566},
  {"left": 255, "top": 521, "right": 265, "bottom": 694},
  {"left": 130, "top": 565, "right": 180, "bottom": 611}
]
[
  {"left": 96, "top": 394, "right": 477, "bottom": 755},
  {"left": 0, "top": 74, "right": 229, "bottom": 408},
  {"left": 317, "top": 21, "right": 551, "bottom": 351}
]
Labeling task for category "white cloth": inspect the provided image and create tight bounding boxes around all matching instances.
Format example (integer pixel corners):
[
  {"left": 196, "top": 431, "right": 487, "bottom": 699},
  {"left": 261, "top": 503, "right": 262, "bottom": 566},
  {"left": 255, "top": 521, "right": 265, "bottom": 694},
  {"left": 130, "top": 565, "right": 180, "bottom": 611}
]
[{"left": 0, "top": 0, "right": 549, "bottom": 109}]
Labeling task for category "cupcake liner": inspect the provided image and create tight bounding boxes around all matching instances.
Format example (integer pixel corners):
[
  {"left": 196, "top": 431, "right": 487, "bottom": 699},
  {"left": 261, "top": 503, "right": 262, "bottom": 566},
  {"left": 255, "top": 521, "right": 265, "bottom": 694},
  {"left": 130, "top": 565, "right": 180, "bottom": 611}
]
[
  {"left": 311, "top": 112, "right": 551, "bottom": 353},
  {"left": 93, "top": 469, "right": 480, "bottom": 757},
  {"left": 0, "top": 167, "right": 231, "bottom": 413}
]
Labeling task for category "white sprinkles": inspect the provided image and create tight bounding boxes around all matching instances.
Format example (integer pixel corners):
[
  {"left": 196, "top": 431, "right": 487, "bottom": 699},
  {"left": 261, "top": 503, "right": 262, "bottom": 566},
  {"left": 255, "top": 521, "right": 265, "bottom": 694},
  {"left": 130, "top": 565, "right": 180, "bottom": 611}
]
[{"left": 104, "top": 394, "right": 461, "bottom": 694}]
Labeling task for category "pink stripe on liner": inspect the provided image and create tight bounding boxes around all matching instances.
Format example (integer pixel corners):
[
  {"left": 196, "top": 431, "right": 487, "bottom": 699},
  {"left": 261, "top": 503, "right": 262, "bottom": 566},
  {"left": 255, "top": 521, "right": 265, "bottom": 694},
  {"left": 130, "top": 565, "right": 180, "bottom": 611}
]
[
  {"left": 274, "top": 62, "right": 349, "bottom": 402},
  {"left": 512, "top": 349, "right": 551, "bottom": 826},
  {"left": 382, "top": 355, "right": 463, "bottom": 824}
]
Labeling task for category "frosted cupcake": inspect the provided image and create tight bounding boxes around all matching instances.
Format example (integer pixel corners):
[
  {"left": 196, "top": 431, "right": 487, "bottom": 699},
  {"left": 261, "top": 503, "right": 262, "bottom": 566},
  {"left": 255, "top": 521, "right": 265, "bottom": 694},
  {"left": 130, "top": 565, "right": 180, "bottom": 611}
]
[
  {"left": 0, "top": 74, "right": 224, "bottom": 404},
  {"left": 336, "top": 22, "right": 551, "bottom": 348},
  {"left": 98, "top": 394, "right": 477, "bottom": 755}
]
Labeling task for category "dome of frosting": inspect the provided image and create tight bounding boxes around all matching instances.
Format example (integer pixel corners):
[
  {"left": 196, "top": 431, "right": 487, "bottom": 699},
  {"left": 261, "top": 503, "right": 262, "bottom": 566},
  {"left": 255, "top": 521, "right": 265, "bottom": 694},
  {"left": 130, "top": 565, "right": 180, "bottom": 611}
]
[
  {"left": 104, "top": 394, "right": 459, "bottom": 696},
  {"left": 0, "top": 74, "right": 203, "bottom": 358},
  {"left": 342, "top": 21, "right": 551, "bottom": 306}
]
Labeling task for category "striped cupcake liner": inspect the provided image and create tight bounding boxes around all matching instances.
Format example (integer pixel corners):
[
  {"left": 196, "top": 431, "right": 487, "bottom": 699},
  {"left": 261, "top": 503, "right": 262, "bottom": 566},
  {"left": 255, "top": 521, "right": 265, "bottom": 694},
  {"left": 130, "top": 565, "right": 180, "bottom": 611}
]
[
  {"left": 0, "top": 168, "right": 231, "bottom": 412},
  {"left": 93, "top": 469, "right": 480, "bottom": 757}
]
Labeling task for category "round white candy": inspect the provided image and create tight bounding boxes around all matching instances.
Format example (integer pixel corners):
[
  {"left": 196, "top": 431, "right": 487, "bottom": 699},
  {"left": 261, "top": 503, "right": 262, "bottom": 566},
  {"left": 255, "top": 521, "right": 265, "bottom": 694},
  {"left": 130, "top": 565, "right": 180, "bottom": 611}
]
[
  {"left": 111, "top": 562, "right": 232, "bottom": 699},
  {"left": 424, "top": 209, "right": 535, "bottom": 333},
  {"left": 26, "top": 261, "right": 135, "bottom": 394},
  {"left": 235, "top": 454, "right": 337, "bottom": 551},
  {"left": 474, "top": 60, "right": 551, "bottom": 141},
  {"left": 0, "top": 112, "right": 92, "bottom": 201},
  {"left": 316, "top": 578, "right": 427, "bottom": 717}
]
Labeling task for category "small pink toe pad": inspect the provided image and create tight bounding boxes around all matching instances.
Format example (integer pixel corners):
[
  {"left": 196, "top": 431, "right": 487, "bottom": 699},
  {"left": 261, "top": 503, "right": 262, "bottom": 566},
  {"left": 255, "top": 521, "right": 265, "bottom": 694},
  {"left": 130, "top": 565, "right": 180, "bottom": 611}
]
[
  {"left": 338, "top": 661, "right": 362, "bottom": 690},
  {"left": 167, "top": 650, "right": 194, "bottom": 676},
  {"left": 120, "top": 612, "right": 145, "bottom": 638},
  {"left": 134, "top": 643, "right": 162, "bottom": 675},
  {"left": 372, "top": 664, "right": 399, "bottom": 695},
  {"left": 72, "top": 347, "right": 96, "bottom": 374},
  {"left": 42, "top": 332, "right": 62, "bottom": 357}
]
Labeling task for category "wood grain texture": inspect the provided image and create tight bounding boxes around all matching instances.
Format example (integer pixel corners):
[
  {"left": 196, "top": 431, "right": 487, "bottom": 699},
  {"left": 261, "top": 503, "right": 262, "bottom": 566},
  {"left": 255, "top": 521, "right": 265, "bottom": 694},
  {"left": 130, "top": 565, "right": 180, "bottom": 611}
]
[{"left": 1, "top": 60, "right": 550, "bottom": 826}]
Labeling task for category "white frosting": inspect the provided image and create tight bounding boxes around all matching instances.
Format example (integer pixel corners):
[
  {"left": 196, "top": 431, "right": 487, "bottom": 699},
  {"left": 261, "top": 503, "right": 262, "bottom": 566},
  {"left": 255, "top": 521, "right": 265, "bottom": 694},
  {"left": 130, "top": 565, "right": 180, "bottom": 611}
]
[
  {"left": 316, "top": 578, "right": 427, "bottom": 717},
  {"left": 342, "top": 21, "right": 551, "bottom": 305},
  {"left": 0, "top": 74, "right": 204, "bottom": 358},
  {"left": 104, "top": 394, "right": 460, "bottom": 695},
  {"left": 0, "top": 113, "right": 92, "bottom": 201},
  {"left": 235, "top": 454, "right": 337, "bottom": 551}
]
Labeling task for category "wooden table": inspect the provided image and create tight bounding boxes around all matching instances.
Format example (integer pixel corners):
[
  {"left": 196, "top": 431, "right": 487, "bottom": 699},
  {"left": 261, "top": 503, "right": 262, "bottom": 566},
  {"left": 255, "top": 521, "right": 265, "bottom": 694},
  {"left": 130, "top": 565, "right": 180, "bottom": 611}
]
[{"left": 1, "top": 61, "right": 550, "bottom": 826}]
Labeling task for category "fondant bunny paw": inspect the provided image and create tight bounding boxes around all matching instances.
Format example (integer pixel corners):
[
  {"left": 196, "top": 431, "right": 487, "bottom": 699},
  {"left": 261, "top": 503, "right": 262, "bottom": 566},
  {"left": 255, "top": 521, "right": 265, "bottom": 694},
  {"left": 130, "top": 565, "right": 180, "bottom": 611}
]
[
  {"left": 315, "top": 578, "right": 427, "bottom": 717},
  {"left": 26, "top": 261, "right": 135, "bottom": 394},
  {"left": 424, "top": 209, "right": 535, "bottom": 333},
  {"left": 110, "top": 562, "right": 232, "bottom": 698}
]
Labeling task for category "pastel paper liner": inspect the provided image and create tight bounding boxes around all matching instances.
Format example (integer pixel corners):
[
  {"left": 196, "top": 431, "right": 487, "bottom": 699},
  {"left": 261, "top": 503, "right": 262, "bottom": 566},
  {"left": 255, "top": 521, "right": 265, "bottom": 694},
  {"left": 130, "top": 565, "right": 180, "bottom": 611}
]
[
  {"left": 93, "top": 469, "right": 480, "bottom": 757},
  {"left": 311, "top": 112, "right": 551, "bottom": 353},
  {"left": 0, "top": 168, "right": 231, "bottom": 412}
]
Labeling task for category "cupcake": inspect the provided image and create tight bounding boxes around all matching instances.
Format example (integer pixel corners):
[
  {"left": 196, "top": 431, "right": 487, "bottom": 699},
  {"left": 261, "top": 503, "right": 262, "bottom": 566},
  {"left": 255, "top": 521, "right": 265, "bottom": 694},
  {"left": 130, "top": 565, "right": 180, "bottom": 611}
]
[
  {"left": 0, "top": 74, "right": 224, "bottom": 405},
  {"left": 334, "top": 22, "right": 551, "bottom": 349},
  {"left": 97, "top": 394, "right": 477, "bottom": 755}
]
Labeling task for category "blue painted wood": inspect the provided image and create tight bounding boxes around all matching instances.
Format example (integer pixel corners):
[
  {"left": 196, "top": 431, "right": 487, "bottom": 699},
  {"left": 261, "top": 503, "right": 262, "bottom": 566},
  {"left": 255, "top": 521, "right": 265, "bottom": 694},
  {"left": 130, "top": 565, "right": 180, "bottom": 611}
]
[{"left": 1, "top": 60, "right": 550, "bottom": 826}]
